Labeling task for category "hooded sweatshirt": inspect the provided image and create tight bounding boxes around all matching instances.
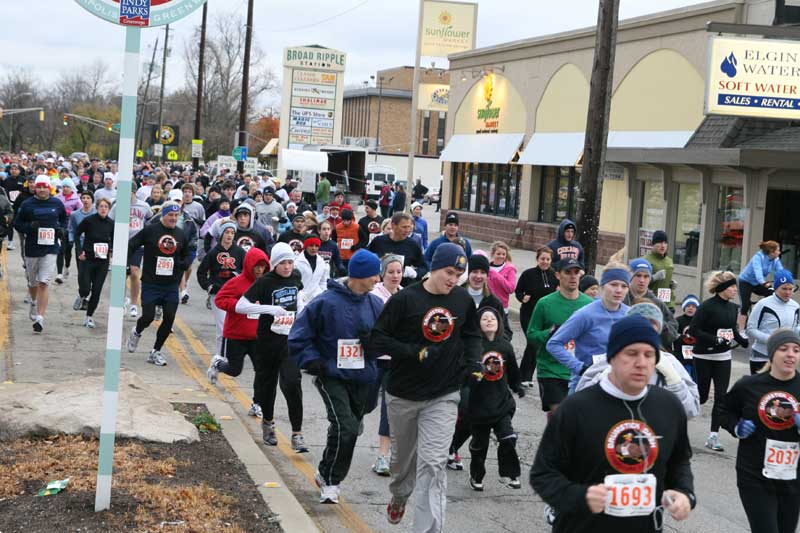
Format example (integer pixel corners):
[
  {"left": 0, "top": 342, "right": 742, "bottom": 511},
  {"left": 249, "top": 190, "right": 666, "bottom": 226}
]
[
  {"left": 296, "top": 250, "right": 329, "bottom": 304},
  {"left": 209, "top": 203, "right": 273, "bottom": 252},
  {"left": 196, "top": 241, "right": 246, "bottom": 294},
  {"left": 745, "top": 293, "right": 800, "bottom": 361},
  {"left": 515, "top": 266, "right": 558, "bottom": 330},
  {"left": 487, "top": 260, "right": 517, "bottom": 309},
  {"left": 214, "top": 247, "right": 270, "bottom": 340},
  {"left": 55, "top": 191, "right": 81, "bottom": 216},
  {"left": 547, "top": 219, "right": 584, "bottom": 264},
  {"left": 466, "top": 336, "right": 521, "bottom": 424}
]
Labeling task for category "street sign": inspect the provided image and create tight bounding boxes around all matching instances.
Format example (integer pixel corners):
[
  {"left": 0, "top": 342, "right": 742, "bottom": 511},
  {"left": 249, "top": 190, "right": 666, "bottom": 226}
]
[
  {"left": 167, "top": 150, "right": 178, "bottom": 161},
  {"left": 191, "top": 139, "right": 203, "bottom": 158},
  {"left": 135, "top": 149, "right": 144, "bottom": 158},
  {"left": 233, "top": 145, "right": 248, "bottom": 161},
  {"left": 119, "top": 0, "right": 151, "bottom": 27},
  {"left": 153, "top": 143, "right": 163, "bottom": 157},
  {"left": 75, "top": 0, "right": 207, "bottom": 28}
]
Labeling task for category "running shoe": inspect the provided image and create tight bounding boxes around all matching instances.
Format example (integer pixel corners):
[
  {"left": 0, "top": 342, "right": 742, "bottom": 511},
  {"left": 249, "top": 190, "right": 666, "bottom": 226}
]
[
  {"left": 154, "top": 306, "right": 163, "bottom": 321},
  {"left": 84, "top": 316, "right": 96, "bottom": 329},
  {"left": 705, "top": 434, "right": 724, "bottom": 452},
  {"left": 372, "top": 455, "right": 391, "bottom": 476},
  {"left": 72, "top": 296, "right": 83, "bottom": 311},
  {"left": 247, "top": 403, "right": 263, "bottom": 418},
  {"left": 446, "top": 453, "right": 464, "bottom": 471},
  {"left": 23, "top": 294, "right": 31, "bottom": 304},
  {"left": 147, "top": 349, "right": 167, "bottom": 366},
  {"left": 262, "top": 421, "right": 277, "bottom": 446},
  {"left": 63, "top": 267, "right": 70, "bottom": 280},
  {"left": 54, "top": 274, "right": 63, "bottom": 285},
  {"left": 32, "top": 315, "right": 44, "bottom": 333},
  {"left": 126, "top": 327, "right": 141, "bottom": 353},
  {"left": 544, "top": 505, "right": 557, "bottom": 526},
  {"left": 29, "top": 301, "right": 37, "bottom": 321},
  {"left": 319, "top": 482, "right": 340, "bottom": 504},
  {"left": 129, "top": 305, "right": 138, "bottom": 318},
  {"left": 386, "top": 499, "right": 406, "bottom": 525},
  {"left": 80, "top": 298, "right": 89, "bottom": 311},
  {"left": 469, "top": 477, "right": 484, "bottom": 491},
  {"left": 180, "top": 290, "right": 189, "bottom": 304},
  {"left": 291, "top": 433, "right": 309, "bottom": 453},
  {"left": 206, "top": 354, "right": 224, "bottom": 384},
  {"left": 503, "top": 477, "right": 521, "bottom": 489},
  {"left": 520, "top": 380, "right": 535, "bottom": 388},
  {"left": 6, "top": 241, "right": 15, "bottom": 250}
]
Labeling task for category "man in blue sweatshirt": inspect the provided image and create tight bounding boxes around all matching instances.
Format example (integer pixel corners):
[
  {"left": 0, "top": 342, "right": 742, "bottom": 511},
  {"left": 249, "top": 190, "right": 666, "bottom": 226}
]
[
  {"left": 547, "top": 262, "right": 630, "bottom": 391},
  {"left": 547, "top": 219, "right": 584, "bottom": 264},
  {"left": 13, "top": 175, "right": 68, "bottom": 333}
]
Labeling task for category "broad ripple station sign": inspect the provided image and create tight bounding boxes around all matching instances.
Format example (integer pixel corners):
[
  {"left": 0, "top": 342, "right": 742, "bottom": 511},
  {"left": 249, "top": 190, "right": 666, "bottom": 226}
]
[
  {"left": 706, "top": 35, "right": 800, "bottom": 120},
  {"left": 75, "top": 0, "right": 207, "bottom": 27}
]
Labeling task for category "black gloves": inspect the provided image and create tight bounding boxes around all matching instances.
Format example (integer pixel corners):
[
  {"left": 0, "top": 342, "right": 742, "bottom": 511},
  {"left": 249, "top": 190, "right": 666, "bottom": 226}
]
[
  {"left": 715, "top": 337, "right": 731, "bottom": 350},
  {"left": 303, "top": 359, "right": 327, "bottom": 376}
]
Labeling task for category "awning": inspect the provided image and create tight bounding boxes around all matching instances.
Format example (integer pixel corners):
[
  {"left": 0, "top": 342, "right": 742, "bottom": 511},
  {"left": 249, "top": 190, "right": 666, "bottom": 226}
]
[
  {"left": 281, "top": 149, "right": 329, "bottom": 172},
  {"left": 259, "top": 138, "right": 279, "bottom": 156},
  {"left": 440, "top": 133, "right": 524, "bottom": 164},
  {"left": 518, "top": 130, "right": 695, "bottom": 166}
]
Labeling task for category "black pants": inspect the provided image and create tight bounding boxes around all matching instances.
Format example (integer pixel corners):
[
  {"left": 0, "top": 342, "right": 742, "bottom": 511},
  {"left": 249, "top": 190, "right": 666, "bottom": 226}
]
[
  {"left": 519, "top": 343, "right": 537, "bottom": 382},
  {"left": 219, "top": 338, "right": 264, "bottom": 407},
  {"left": 695, "top": 358, "right": 731, "bottom": 432},
  {"left": 136, "top": 301, "right": 178, "bottom": 351},
  {"left": 315, "top": 375, "right": 369, "bottom": 485},
  {"left": 740, "top": 281, "right": 773, "bottom": 316},
  {"left": 56, "top": 237, "right": 72, "bottom": 274},
  {"left": 78, "top": 260, "right": 108, "bottom": 316},
  {"left": 380, "top": 205, "right": 389, "bottom": 219},
  {"left": 739, "top": 477, "right": 800, "bottom": 533},
  {"left": 449, "top": 414, "right": 472, "bottom": 455},
  {"left": 257, "top": 335, "right": 303, "bottom": 432},
  {"left": 469, "top": 414, "right": 520, "bottom": 482}
]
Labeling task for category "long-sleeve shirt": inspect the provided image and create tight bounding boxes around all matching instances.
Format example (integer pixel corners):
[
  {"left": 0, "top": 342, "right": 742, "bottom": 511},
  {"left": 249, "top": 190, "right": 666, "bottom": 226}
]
[
  {"left": 515, "top": 266, "right": 558, "bottom": 331},
  {"left": 127, "top": 222, "right": 191, "bottom": 285},
  {"left": 745, "top": 294, "right": 800, "bottom": 360},
  {"left": 368, "top": 234, "right": 429, "bottom": 287},
  {"left": 623, "top": 290, "right": 680, "bottom": 348},
  {"left": 13, "top": 196, "right": 67, "bottom": 257},
  {"left": 688, "top": 294, "right": 748, "bottom": 360},
  {"left": 74, "top": 214, "right": 114, "bottom": 261},
  {"left": 740, "top": 250, "right": 783, "bottom": 286},
  {"left": 487, "top": 261, "right": 517, "bottom": 309},
  {"left": 68, "top": 207, "right": 95, "bottom": 243}
]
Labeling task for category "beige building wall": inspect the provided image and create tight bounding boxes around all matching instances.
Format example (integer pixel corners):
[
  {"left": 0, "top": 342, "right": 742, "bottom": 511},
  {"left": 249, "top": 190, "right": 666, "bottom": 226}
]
[{"left": 535, "top": 64, "right": 589, "bottom": 133}]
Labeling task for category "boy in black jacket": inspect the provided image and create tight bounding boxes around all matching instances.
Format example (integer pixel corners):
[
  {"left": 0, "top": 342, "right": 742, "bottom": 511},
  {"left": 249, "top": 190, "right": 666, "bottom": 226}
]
[{"left": 466, "top": 306, "right": 523, "bottom": 491}]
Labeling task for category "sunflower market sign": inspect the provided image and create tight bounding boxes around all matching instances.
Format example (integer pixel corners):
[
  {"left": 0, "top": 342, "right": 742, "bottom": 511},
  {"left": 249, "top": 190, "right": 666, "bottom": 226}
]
[{"left": 420, "top": 0, "right": 478, "bottom": 58}]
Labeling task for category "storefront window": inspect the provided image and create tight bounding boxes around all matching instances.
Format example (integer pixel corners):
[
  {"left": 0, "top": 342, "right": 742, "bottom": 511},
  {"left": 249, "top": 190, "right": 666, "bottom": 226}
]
[
  {"left": 539, "top": 166, "right": 580, "bottom": 223},
  {"left": 714, "top": 185, "right": 745, "bottom": 272},
  {"left": 640, "top": 180, "right": 666, "bottom": 231},
  {"left": 452, "top": 162, "right": 520, "bottom": 218},
  {"left": 674, "top": 183, "right": 701, "bottom": 267}
]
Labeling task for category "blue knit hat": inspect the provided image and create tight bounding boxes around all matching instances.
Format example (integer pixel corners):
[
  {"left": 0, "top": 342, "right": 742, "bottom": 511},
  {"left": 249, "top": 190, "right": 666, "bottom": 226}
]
[
  {"left": 682, "top": 294, "right": 700, "bottom": 310},
  {"left": 431, "top": 242, "right": 467, "bottom": 272},
  {"left": 348, "top": 249, "right": 381, "bottom": 279},
  {"left": 606, "top": 315, "right": 661, "bottom": 364},
  {"left": 629, "top": 258, "right": 653, "bottom": 276},
  {"left": 774, "top": 269, "right": 795, "bottom": 289}
]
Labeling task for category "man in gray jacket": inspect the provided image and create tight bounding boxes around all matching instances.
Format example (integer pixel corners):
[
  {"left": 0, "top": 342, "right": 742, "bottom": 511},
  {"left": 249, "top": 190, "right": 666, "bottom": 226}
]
[
  {"left": 626, "top": 257, "right": 679, "bottom": 348},
  {"left": 255, "top": 186, "right": 284, "bottom": 236}
]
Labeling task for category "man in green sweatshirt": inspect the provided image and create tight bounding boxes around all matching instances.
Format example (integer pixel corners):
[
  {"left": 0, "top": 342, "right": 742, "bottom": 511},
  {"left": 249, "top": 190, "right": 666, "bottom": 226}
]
[
  {"left": 315, "top": 174, "right": 331, "bottom": 214},
  {"left": 644, "top": 230, "right": 676, "bottom": 312}
]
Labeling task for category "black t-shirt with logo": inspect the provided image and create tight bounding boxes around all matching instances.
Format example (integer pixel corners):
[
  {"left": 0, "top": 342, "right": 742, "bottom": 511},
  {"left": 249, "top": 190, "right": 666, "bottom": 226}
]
[
  {"left": 128, "top": 221, "right": 191, "bottom": 285},
  {"left": 233, "top": 228, "right": 267, "bottom": 254},
  {"left": 369, "top": 283, "right": 482, "bottom": 401},
  {"left": 243, "top": 270, "right": 303, "bottom": 339}
]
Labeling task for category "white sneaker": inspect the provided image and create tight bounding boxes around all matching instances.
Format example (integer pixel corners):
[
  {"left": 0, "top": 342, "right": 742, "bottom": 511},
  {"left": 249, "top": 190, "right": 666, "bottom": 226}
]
[
  {"left": 6, "top": 242, "right": 15, "bottom": 250},
  {"left": 316, "top": 472, "right": 340, "bottom": 504},
  {"left": 207, "top": 354, "right": 225, "bottom": 384},
  {"left": 129, "top": 305, "right": 139, "bottom": 318},
  {"left": 147, "top": 349, "right": 167, "bottom": 366},
  {"left": 84, "top": 316, "right": 96, "bottom": 329},
  {"left": 54, "top": 274, "right": 63, "bottom": 285},
  {"left": 247, "top": 403, "right": 263, "bottom": 418},
  {"left": 29, "top": 301, "right": 38, "bottom": 321},
  {"left": 23, "top": 294, "right": 31, "bottom": 304},
  {"left": 32, "top": 315, "right": 44, "bottom": 333},
  {"left": 127, "top": 327, "right": 141, "bottom": 353},
  {"left": 73, "top": 296, "right": 83, "bottom": 311},
  {"left": 180, "top": 290, "right": 189, "bottom": 304}
]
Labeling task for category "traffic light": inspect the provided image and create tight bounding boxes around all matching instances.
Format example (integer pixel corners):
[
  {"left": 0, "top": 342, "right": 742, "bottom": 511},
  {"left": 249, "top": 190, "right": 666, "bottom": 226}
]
[
  {"left": 62, "top": 115, "right": 69, "bottom": 126},
  {"left": 107, "top": 123, "right": 113, "bottom": 132},
  {"left": 38, "top": 110, "right": 45, "bottom": 122}
]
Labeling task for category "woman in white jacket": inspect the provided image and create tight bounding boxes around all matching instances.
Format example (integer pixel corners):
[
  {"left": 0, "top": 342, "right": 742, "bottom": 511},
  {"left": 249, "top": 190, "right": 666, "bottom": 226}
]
[
  {"left": 296, "top": 235, "right": 329, "bottom": 305},
  {"left": 746, "top": 268, "right": 799, "bottom": 374},
  {"left": 576, "top": 301, "right": 701, "bottom": 418}
]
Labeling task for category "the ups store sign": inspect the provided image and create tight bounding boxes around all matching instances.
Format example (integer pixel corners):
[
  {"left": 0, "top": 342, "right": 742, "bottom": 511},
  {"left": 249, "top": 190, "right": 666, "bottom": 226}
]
[{"left": 775, "top": 0, "right": 800, "bottom": 24}]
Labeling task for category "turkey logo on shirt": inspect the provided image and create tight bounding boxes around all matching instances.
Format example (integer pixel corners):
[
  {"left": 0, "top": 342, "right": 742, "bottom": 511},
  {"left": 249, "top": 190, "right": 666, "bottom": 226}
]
[
  {"left": 288, "top": 239, "right": 304, "bottom": 253},
  {"left": 368, "top": 221, "right": 381, "bottom": 234},
  {"left": 157, "top": 234, "right": 177, "bottom": 255},
  {"left": 236, "top": 235, "right": 254, "bottom": 251},
  {"left": 758, "top": 391, "right": 799, "bottom": 430},
  {"left": 605, "top": 420, "right": 660, "bottom": 474},
  {"left": 421, "top": 307, "right": 455, "bottom": 342},
  {"left": 480, "top": 351, "right": 504, "bottom": 381}
]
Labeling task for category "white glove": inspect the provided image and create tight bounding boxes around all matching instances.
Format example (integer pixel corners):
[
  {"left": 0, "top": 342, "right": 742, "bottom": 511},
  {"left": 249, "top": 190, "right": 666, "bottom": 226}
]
[
  {"left": 403, "top": 266, "right": 417, "bottom": 279},
  {"left": 656, "top": 358, "right": 681, "bottom": 386},
  {"left": 263, "top": 306, "right": 290, "bottom": 317},
  {"left": 652, "top": 270, "right": 666, "bottom": 281}
]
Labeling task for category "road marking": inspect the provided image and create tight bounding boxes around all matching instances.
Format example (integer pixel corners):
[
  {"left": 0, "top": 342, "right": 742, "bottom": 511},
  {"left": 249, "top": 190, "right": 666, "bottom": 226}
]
[
  {"left": 172, "top": 316, "right": 373, "bottom": 533},
  {"left": 163, "top": 334, "right": 224, "bottom": 401},
  {"left": 0, "top": 246, "right": 12, "bottom": 383}
]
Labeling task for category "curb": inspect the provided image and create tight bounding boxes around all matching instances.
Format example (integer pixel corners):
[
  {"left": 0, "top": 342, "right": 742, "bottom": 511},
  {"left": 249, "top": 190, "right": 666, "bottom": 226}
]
[{"left": 203, "top": 398, "right": 321, "bottom": 533}]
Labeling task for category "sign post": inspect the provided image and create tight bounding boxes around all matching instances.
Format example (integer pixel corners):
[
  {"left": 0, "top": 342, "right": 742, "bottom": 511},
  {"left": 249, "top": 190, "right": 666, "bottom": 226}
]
[{"left": 73, "top": 0, "right": 208, "bottom": 512}]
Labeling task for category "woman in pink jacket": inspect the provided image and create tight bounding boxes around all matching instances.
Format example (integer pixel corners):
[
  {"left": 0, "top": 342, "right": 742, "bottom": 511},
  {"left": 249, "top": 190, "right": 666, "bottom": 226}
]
[{"left": 486, "top": 241, "right": 517, "bottom": 313}]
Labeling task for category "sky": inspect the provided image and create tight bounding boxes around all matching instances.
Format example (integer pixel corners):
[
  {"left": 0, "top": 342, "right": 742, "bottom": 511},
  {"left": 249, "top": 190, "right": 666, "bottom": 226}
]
[{"left": 1, "top": 0, "right": 712, "bottom": 108}]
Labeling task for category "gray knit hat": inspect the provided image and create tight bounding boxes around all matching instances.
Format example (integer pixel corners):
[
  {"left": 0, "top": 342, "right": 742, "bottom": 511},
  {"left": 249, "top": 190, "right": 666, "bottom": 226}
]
[
  {"left": 380, "top": 254, "right": 404, "bottom": 277},
  {"left": 626, "top": 302, "right": 663, "bottom": 331},
  {"left": 767, "top": 328, "right": 800, "bottom": 361}
]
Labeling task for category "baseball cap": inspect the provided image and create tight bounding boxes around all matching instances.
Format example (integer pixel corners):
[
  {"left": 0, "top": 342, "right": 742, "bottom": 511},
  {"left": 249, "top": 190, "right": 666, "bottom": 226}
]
[
  {"left": 445, "top": 212, "right": 459, "bottom": 225},
  {"left": 557, "top": 258, "right": 584, "bottom": 272}
]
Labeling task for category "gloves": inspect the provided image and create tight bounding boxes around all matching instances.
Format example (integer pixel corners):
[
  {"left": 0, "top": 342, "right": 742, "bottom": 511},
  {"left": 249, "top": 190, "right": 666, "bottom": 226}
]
[
  {"left": 735, "top": 419, "right": 756, "bottom": 439},
  {"left": 265, "top": 306, "right": 290, "bottom": 317},
  {"left": 652, "top": 270, "right": 666, "bottom": 281},
  {"left": 738, "top": 337, "right": 749, "bottom": 349},
  {"left": 403, "top": 266, "right": 417, "bottom": 279},
  {"left": 655, "top": 358, "right": 681, "bottom": 386},
  {"left": 715, "top": 337, "right": 731, "bottom": 350},
  {"left": 303, "top": 359, "right": 327, "bottom": 376}
]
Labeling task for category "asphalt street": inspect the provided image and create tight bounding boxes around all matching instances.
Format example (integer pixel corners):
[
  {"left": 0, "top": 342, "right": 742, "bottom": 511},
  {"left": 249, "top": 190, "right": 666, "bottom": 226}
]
[{"left": 0, "top": 207, "right": 754, "bottom": 532}]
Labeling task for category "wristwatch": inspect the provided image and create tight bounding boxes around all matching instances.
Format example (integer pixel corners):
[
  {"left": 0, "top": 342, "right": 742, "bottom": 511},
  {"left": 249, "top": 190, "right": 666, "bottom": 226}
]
[{"left": 676, "top": 490, "right": 697, "bottom": 510}]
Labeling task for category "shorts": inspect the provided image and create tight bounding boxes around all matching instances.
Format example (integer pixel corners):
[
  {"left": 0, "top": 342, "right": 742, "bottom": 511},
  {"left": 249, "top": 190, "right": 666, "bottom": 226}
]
[
  {"left": 127, "top": 246, "right": 144, "bottom": 268},
  {"left": 141, "top": 282, "right": 180, "bottom": 306},
  {"left": 537, "top": 377, "right": 569, "bottom": 411},
  {"left": 25, "top": 254, "right": 57, "bottom": 287}
]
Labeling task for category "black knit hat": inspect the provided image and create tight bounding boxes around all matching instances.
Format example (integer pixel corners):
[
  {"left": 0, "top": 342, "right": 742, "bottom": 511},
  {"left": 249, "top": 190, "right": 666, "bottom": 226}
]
[
  {"left": 580, "top": 275, "right": 599, "bottom": 292},
  {"left": 468, "top": 254, "right": 489, "bottom": 274}
]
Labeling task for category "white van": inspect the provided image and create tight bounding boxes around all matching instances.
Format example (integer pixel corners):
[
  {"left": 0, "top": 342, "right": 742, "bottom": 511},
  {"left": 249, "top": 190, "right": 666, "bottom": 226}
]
[{"left": 365, "top": 164, "right": 398, "bottom": 200}]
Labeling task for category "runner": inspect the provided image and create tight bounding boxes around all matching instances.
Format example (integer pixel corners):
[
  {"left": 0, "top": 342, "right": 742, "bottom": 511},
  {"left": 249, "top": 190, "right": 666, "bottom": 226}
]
[
  {"left": 210, "top": 203, "right": 269, "bottom": 253},
  {"left": 673, "top": 294, "right": 700, "bottom": 380},
  {"left": 125, "top": 201, "right": 191, "bottom": 366},
  {"left": 179, "top": 183, "right": 205, "bottom": 303},
  {"left": 239, "top": 242, "right": 308, "bottom": 451},
  {"left": 722, "top": 329, "right": 800, "bottom": 533},
  {"left": 644, "top": 230, "right": 676, "bottom": 312},
  {"left": 295, "top": 235, "right": 329, "bottom": 305},
  {"left": 278, "top": 213, "right": 308, "bottom": 254},
  {"left": 357, "top": 200, "right": 383, "bottom": 248},
  {"left": 73, "top": 197, "right": 114, "bottom": 328},
  {"left": 463, "top": 253, "right": 512, "bottom": 338},
  {"left": 92, "top": 173, "right": 116, "bottom": 204},
  {"left": 410, "top": 202, "right": 428, "bottom": 250},
  {"left": 318, "top": 219, "right": 344, "bottom": 278},
  {"left": 424, "top": 212, "right": 473, "bottom": 262},
  {"left": 688, "top": 270, "right": 749, "bottom": 452},
  {"left": 486, "top": 241, "right": 517, "bottom": 314},
  {"left": 739, "top": 240, "right": 783, "bottom": 331},
  {"left": 290, "top": 249, "right": 384, "bottom": 504},
  {"left": 196, "top": 221, "right": 245, "bottom": 357},
  {"left": 368, "top": 212, "right": 428, "bottom": 287},
  {"left": 580, "top": 275, "right": 600, "bottom": 298},
  {"left": 254, "top": 186, "right": 284, "bottom": 235},
  {"left": 546, "top": 218, "right": 584, "bottom": 263},
  {"left": 13, "top": 175, "right": 67, "bottom": 333},
  {"left": 54, "top": 178, "right": 81, "bottom": 283},
  {"left": 111, "top": 187, "right": 153, "bottom": 318},
  {"left": 335, "top": 209, "right": 361, "bottom": 269},
  {"left": 69, "top": 191, "right": 96, "bottom": 310},
  {"left": 530, "top": 314, "right": 696, "bottom": 532},
  {"left": 746, "top": 269, "right": 800, "bottom": 375},
  {"left": 369, "top": 242, "right": 481, "bottom": 530},
  {"left": 625, "top": 258, "right": 680, "bottom": 348},
  {"left": 207, "top": 247, "right": 271, "bottom": 418}
]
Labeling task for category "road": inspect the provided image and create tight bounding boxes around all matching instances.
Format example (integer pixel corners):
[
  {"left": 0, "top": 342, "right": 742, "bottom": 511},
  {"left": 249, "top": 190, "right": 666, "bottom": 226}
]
[{"left": 0, "top": 210, "right": 752, "bottom": 532}]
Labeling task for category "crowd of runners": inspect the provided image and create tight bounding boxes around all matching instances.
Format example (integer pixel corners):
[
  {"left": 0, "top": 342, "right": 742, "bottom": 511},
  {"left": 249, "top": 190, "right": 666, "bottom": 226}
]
[{"left": 3, "top": 150, "right": 800, "bottom": 532}]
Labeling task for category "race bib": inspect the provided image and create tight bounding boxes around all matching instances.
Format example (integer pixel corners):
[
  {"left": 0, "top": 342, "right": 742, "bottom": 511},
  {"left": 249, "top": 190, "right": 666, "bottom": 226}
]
[
  {"left": 156, "top": 256, "right": 174, "bottom": 276},
  {"left": 604, "top": 474, "right": 657, "bottom": 517},
  {"left": 93, "top": 243, "right": 109, "bottom": 259},
  {"left": 681, "top": 345, "right": 694, "bottom": 360},
  {"left": 270, "top": 312, "right": 295, "bottom": 335},
  {"left": 340, "top": 238, "right": 354, "bottom": 250},
  {"left": 246, "top": 313, "right": 259, "bottom": 320},
  {"left": 717, "top": 328, "right": 734, "bottom": 342},
  {"left": 130, "top": 218, "right": 142, "bottom": 231},
  {"left": 657, "top": 288, "right": 671, "bottom": 302},
  {"left": 37, "top": 227, "right": 55, "bottom": 246},
  {"left": 337, "top": 339, "right": 364, "bottom": 369},
  {"left": 763, "top": 439, "right": 800, "bottom": 480}
]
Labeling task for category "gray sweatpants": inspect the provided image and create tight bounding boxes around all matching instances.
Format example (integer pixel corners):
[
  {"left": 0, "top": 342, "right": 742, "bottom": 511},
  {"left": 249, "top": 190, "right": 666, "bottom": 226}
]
[{"left": 386, "top": 391, "right": 460, "bottom": 533}]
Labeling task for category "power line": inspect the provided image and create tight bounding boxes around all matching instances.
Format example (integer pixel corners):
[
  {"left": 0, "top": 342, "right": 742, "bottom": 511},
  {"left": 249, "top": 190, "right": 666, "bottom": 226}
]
[{"left": 272, "top": 0, "right": 371, "bottom": 32}]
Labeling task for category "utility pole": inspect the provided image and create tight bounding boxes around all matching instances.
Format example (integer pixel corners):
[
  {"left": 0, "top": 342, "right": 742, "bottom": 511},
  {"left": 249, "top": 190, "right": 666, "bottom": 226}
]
[
  {"left": 406, "top": 0, "right": 424, "bottom": 194},
  {"left": 156, "top": 24, "right": 170, "bottom": 165},
  {"left": 193, "top": 2, "right": 208, "bottom": 170},
  {"left": 237, "top": 0, "right": 254, "bottom": 174},
  {"left": 136, "top": 37, "right": 159, "bottom": 158},
  {"left": 575, "top": 0, "right": 620, "bottom": 274}
]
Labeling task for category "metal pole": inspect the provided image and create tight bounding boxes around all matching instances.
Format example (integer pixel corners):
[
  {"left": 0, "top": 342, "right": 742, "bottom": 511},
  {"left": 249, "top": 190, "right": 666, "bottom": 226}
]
[
  {"left": 157, "top": 24, "right": 170, "bottom": 165},
  {"left": 136, "top": 37, "right": 159, "bottom": 158},
  {"left": 375, "top": 78, "right": 383, "bottom": 162},
  {"left": 95, "top": 25, "right": 140, "bottom": 512},
  {"left": 406, "top": 0, "right": 424, "bottom": 193},
  {"left": 193, "top": 2, "right": 208, "bottom": 169},
  {"left": 237, "top": 0, "right": 254, "bottom": 174}
]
